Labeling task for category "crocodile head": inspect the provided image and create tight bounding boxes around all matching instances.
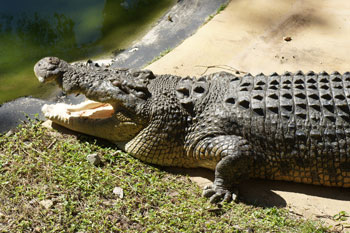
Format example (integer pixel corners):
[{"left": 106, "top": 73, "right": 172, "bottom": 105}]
[{"left": 34, "top": 57, "right": 155, "bottom": 149}]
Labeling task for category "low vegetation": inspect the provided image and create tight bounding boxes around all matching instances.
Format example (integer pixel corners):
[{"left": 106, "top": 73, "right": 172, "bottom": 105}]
[
  {"left": 0, "top": 121, "right": 329, "bottom": 232},
  {"left": 147, "top": 48, "right": 172, "bottom": 65},
  {"left": 206, "top": 2, "right": 229, "bottom": 23}
]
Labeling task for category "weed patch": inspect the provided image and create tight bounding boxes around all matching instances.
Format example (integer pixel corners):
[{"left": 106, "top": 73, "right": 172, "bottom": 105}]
[{"left": 0, "top": 122, "right": 329, "bottom": 232}]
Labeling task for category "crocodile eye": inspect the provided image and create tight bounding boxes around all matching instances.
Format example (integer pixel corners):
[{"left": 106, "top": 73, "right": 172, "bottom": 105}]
[{"left": 193, "top": 86, "right": 205, "bottom": 93}]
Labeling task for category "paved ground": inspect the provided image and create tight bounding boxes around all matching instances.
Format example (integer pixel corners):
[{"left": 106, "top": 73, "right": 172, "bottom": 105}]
[{"left": 112, "top": 0, "right": 228, "bottom": 69}]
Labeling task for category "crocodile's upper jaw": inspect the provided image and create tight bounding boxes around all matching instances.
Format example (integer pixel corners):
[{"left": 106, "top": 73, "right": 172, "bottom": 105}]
[
  {"left": 42, "top": 100, "right": 144, "bottom": 149},
  {"left": 34, "top": 57, "right": 68, "bottom": 85}
]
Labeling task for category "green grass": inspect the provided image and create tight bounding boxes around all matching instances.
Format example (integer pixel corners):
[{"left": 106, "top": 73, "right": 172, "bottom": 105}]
[
  {"left": 0, "top": 121, "right": 330, "bottom": 232},
  {"left": 147, "top": 48, "right": 172, "bottom": 65},
  {"left": 205, "top": 2, "right": 229, "bottom": 24}
]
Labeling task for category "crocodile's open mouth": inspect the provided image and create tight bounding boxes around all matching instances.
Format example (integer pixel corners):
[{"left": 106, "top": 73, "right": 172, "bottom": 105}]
[
  {"left": 34, "top": 57, "right": 148, "bottom": 145},
  {"left": 42, "top": 100, "right": 115, "bottom": 123},
  {"left": 42, "top": 99, "right": 144, "bottom": 145}
]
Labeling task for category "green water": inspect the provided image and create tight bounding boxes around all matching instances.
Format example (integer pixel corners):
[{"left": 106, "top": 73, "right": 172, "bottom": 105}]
[{"left": 0, "top": 0, "right": 175, "bottom": 104}]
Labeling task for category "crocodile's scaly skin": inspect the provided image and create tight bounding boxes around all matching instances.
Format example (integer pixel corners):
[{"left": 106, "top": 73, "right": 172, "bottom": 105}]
[
  {"left": 223, "top": 71, "right": 350, "bottom": 187},
  {"left": 34, "top": 57, "right": 350, "bottom": 203}
]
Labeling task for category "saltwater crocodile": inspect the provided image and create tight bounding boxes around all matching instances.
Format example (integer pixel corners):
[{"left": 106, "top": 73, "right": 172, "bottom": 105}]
[{"left": 34, "top": 57, "right": 350, "bottom": 203}]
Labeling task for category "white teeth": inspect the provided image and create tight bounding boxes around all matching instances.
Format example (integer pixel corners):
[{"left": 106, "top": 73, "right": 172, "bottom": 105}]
[
  {"left": 42, "top": 104, "right": 50, "bottom": 113},
  {"left": 42, "top": 103, "right": 71, "bottom": 123},
  {"left": 41, "top": 100, "right": 111, "bottom": 125}
]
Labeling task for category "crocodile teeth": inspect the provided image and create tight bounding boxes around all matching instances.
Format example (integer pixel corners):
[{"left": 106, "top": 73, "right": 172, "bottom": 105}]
[{"left": 42, "top": 103, "right": 71, "bottom": 123}]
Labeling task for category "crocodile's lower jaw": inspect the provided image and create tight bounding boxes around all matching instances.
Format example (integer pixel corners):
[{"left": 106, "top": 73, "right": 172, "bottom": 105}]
[{"left": 42, "top": 100, "right": 144, "bottom": 146}]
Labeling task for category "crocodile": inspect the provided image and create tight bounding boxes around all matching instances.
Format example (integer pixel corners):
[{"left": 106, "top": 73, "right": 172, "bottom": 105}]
[{"left": 34, "top": 57, "right": 350, "bottom": 203}]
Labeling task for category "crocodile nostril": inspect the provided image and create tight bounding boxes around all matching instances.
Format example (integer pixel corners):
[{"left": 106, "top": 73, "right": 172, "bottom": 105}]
[
  {"left": 176, "top": 87, "right": 190, "bottom": 97},
  {"left": 112, "top": 80, "right": 122, "bottom": 87},
  {"left": 112, "top": 80, "right": 129, "bottom": 93}
]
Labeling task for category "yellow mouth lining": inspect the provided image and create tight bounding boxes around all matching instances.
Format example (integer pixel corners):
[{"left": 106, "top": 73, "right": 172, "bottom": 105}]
[
  {"left": 67, "top": 103, "right": 114, "bottom": 119},
  {"left": 43, "top": 100, "right": 115, "bottom": 120}
]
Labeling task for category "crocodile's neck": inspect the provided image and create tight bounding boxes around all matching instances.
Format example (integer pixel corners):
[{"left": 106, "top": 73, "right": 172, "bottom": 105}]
[{"left": 124, "top": 75, "right": 198, "bottom": 167}]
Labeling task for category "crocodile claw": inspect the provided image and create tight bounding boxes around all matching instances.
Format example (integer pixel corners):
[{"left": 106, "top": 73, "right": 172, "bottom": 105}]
[{"left": 202, "top": 184, "right": 237, "bottom": 203}]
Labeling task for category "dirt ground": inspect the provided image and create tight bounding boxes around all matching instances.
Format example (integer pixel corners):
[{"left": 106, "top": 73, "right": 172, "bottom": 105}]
[{"left": 148, "top": 0, "right": 350, "bottom": 228}]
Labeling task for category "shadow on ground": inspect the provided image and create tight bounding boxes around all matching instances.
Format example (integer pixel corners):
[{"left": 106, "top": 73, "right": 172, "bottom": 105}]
[{"left": 165, "top": 167, "right": 350, "bottom": 209}]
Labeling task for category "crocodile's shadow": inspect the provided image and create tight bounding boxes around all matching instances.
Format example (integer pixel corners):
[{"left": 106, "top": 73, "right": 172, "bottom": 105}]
[
  {"left": 164, "top": 167, "right": 350, "bottom": 208},
  {"left": 165, "top": 167, "right": 286, "bottom": 208},
  {"left": 239, "top": 178, "right": 350, "bottom": 208},
  {"left": 48, "top": 122, "right": 350, "bottom": 208}
]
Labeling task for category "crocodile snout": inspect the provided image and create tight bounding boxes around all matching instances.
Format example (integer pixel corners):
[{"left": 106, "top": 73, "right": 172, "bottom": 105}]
[{"left": 34, "top": 57, "right": 69, "bottom": 83}]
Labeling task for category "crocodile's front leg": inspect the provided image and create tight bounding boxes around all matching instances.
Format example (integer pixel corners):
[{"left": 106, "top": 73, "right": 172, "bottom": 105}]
[{"left": 188, "top": 135, "right": 253, "bottom": 203}]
